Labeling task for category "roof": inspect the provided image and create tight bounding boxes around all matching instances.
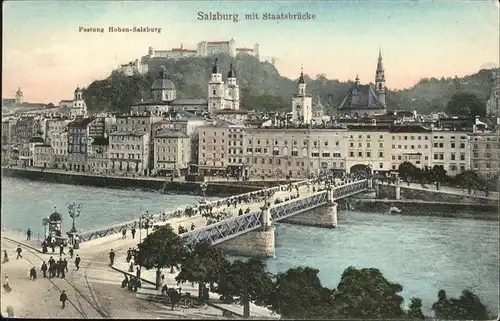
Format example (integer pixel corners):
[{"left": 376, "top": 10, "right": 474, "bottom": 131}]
[
  {"left": 208, "top": 41, "right": 229, "bottom": 44},
  {"left": 339, "top": 83, "right": 386, "bottom": 110},
  {"left": 389, "top": 125, "right": 431, "bottom": 133},
  {"left": 69, "top": 117, "right": 95, "bottom": 128},
  {"left": 213, "top": 109, "right": 249, "bottom": 115},
  {"left": 151, "top": 67, "right": 176, "bottom": 91},
  {"left": 236, "top": 48, "right": 254, "bottom": 51},
  {"left": 169, "top": 98, "right": 208, "bottom": 106},
  {"left": 92, "top": 136, "right": 109, "bottom": 145},
  {"left": 136, "top": 98, "right": 169, "bottom": 106},
  {"left": 227, "top": 61, "right": 236, "bottom": 78},
  {"left": 29, "top": 137, "right": 45, "bottom": 143},
  {"left": 155, "top": 130, "right": 188, "bottom": 139},
  {"left": 110, "top": 131, "right": 147, "bottom": 137},
  {"left": 34, "top": 144, "right": 52, "bottom": 148}
]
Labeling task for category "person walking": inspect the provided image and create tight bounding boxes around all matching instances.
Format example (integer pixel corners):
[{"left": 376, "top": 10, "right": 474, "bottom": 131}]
[
  {"left": 3, "top": 250, "right": 9, "bottom": 263},
  {"left": 109, "top": 249, "right": 115, "bottom": 266},
  {"left": 131, "top": 227, "right": 136, "bottom": 239},
  {"left": 74, "top": 255, "right": 81, "bottom": 271},
  {"left": 26, "top": 228, "right": 32, "bottom": 241},
  {"left": 16, "top": 246, "right": 22, "bottom": 259},
  {"left": 59, "top": 244, "right": 65, "bottom": 257},
  {"left": 29, "top": 267, "right": 37, "bottom": 280},
  {"left": 3, "top": 276, "right": 11, "bottom": 293},
  {"left": 68, "top": 247, "right": 74, "bottom": 259},
  {"left": 126, "top": 248, "right": 132, "bottom": 263},
  {"left": 63, "top": 258, "right": 68, "bottom": 273},
  {"left": 59, "top": 290, "right": 68, "bottom": 309},
  {"left": 41, "top": 261, "right": 48, "bottom": 278},
  {"left": 122, "top": 228, "right": 127, "bottom": 239}
]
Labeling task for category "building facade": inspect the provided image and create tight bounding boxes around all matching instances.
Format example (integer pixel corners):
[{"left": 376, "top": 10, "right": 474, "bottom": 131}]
[
  {"left": 153, "top": 130, "right": 190, "bottom": 176},
  {"left": 430, "top": 130, "right": 470, "bottom": 176},
  {"left": 87, "top": 136, "right": 109, "bottom": 174},
  {"left": 470, "top": 130, "right": 499, "bottom": 179},
  {"left": 33, "top": 144, "right": 53, "bottom": 168},
  {"left": 51, "top": 130, "right": 68, "bottom": 169},
  {"left": 207, "top": 58, "right": 240, "bottom": 111},
  {"left": 109, "top": 132, "right": 150, "bottom": 176},
  {"left": 389, "top": 126, "right": 432, "bottom": 171}
]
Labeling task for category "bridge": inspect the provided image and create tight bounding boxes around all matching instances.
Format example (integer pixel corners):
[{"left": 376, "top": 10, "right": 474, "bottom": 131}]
[
  {"left": 180, "top": 179, "right": 370, "bottom": 256},
  {"left": 75, "top": 175, "right": 495, "bottom": 258}
]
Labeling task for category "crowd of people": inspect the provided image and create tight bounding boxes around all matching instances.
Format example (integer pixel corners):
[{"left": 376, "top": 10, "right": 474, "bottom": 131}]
[{"left": 2, "top": 239, "right": 84, "bottom": 311}]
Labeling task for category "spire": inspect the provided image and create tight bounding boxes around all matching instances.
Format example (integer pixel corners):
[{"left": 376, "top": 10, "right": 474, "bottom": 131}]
[
  {"left": 377, "top": 47, "right": 384, "bottom": 72},
  {"left": 227, "top": 60, "right": 236, "bottom": 78},
  {"left": 159, "top": 66, "right": 167, "bottom": 79},
  {"left": 212, "top": 58, "right": 220, "bottom": 74},
  {"left": 298, "top": 65, "right": 305, "bottom": 84}
]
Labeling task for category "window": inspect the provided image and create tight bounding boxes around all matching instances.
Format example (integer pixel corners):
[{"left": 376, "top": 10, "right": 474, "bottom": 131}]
[
  {"left": 366, "top": 152, "right": 371, "bottom": 157},
  {"left": 450, "top": 143, "right": 455, "bottom": 148},
  {"left": 349, "top": 152, "right": 354, "bottom": 157},
  {"left": 322, "top": 153, "right": 330, "bottom": 157},
  {"left": 398, "top": 155, "right": 402, "bottom": 160},
  {"left": 379, "top": 163, "right": 383, "bottom": 169},
  {"left": 358, "top": 152, "right": 362, "bottom": 157},
  {"left": 350, "top": 142, "right": 354, "bottom": 147},
  {"left": 450, "top": 154, "right": 455, "bottom": 160},
  {"left": 292, "top": 150, "right": 298, "bottom": 156},
  {"left": 459, "top": 143, "right": 465, "bottom": 149},
  {"left": 379, "top": 143, "right": 383, "bottom": 148},
  {"left": 312, "top": 152, "right": 320, "bottom": 157},
  {"left": 379, "top": 152, "right": 384, "bottom": 158},
  {"left": 439, "top": 143, "right": 444, "bottom": 148}
]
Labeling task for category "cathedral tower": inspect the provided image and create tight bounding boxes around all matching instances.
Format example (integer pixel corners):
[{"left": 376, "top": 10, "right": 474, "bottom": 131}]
[
  {"left": 375, "top": 48, "right": 386, "bottom": 106},
  {"left": 208, "top": 58, "right": 225, "bottom": 111},
  {"left": 15, "top": 87, "right": 24, "bottom": 105},
  {"left": 292, "top": 67, "right": 312, "bottom": 124},
  {"left": 226, "top": 60, "right": 240, "bottom": 110}
]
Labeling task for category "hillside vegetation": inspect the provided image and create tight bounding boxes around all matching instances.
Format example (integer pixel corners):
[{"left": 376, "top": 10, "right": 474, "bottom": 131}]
[{"left": 83, "top": 54, "right": 496, "bottom": 114}]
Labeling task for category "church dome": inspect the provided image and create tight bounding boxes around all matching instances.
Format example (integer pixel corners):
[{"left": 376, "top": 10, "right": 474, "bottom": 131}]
[
  {"left": 49, "top": 211, "right": 62, "bottom": 222},
  {"left": 151, "top": 78, "right": 176, "bottom": 91},
  {"left": 151, "top": 67, "right": 176, "bottom": 91}
]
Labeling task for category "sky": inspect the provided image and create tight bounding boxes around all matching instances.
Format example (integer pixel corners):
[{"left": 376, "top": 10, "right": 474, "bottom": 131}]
[{"left": 2, "top": 0, "right": 499, "bottom": 104}]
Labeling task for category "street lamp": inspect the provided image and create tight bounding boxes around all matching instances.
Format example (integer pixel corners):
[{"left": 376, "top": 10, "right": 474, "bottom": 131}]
[
  {"left": 68, "top": 202, "right": 82, "bottom": 233},
  {"left": 200, "top": 182, "right": 208, "bottom": 200}
]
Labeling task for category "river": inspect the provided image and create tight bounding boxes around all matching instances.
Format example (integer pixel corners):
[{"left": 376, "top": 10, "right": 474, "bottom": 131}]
[{"left": 1, "top": 177, "right": 498, "bottom": 315}]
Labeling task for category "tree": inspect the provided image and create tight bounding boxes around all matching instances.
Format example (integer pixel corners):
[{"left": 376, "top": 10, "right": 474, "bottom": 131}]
[
  {"left": 267, "top": 267, "right": 332, "bottom": 319},
  {"left": 432, "top": 289, "right": 490, "bottom": 320},
  {"left": 328, "top": 267, "right": 406, "bottom": 319},
  {"left": 215, "top": 258, "right": 273, "bottom": 318},
  {"left": 407, "top": 297, "right": 425, "bottom": 319},
  {"left": 176, "top": 240, "right": 230, "bottom": 300},
  {"left": 446, "top": 92, "right": 486, "bottom": 117},
  {"left": 398, "top": 162, "right": 418, "bottom": 185},
  {"left": 430, "top": 165, "right": 447, "bottom": 190},
  {"left": 134, "top": 224, "right": 185, "bottom": 289},
  {"left": 454, "top": 170, "right": 483, "bottom": 194}
]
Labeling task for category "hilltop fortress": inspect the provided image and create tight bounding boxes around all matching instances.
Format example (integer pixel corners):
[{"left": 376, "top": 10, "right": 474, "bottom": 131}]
[{"left": 118, "top": 38, "right": 259, "bottom": 76}]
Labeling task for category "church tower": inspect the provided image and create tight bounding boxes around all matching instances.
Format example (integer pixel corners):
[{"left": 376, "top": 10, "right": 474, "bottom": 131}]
[
  {"left": 72, "top": 87, "right": 87, "bottom": 117},
  {"left": 375, "top": 48, "right": 386, "bottom": 106},
  {"left": 15, "top": 87, "right": 23, "bottom": 105},
  {"left": 151, "top": 67, "right": 177, "bottom": 102},
  {"left": 208, "top": 58, "right": 225, "bottom": 111},
  {"left": 226, "top": 60, "right": 239, "bottom": 110},
  {"left": 292, "top": 67, "right": 312, "bottom": 124}
]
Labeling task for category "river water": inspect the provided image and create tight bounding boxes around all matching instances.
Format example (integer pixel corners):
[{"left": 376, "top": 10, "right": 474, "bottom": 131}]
[{"left": 1, "top": 177, "right": 498, "bottom": 315}]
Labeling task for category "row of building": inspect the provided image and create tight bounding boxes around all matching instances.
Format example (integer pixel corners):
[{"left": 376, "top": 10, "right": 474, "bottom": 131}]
[{"left": 3, "top": 51, "right": 499, "bottom": 181}]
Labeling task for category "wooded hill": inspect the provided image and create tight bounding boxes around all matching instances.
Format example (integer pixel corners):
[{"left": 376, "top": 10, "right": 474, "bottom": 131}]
[{"left": 83, "top": 54, "right": 497, "bottom": 115}]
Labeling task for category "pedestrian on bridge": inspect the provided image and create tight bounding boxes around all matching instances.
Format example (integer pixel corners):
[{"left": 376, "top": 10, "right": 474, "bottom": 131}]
[
  {"left": 26, "top": 228, "right": 32, "bottom": 241},
  {"left": 59, "top": 244, "right": 65, "bottom": 257},
  {"left": 59, "top": 290, "right": 68, "bottom": 309},
  {"left": 3, "top": 250, "right": 9, "bottom": 263},
  {"left": 15, "top": 246, "right": 22, "bottom": 260},
  {"left": 74, "top": 255, "right": 81, "bottom": 271},
  {"left": 41, "top": 261, "right": 48, "bottom": 278},
  {"left": 109, "top": 249, "right": 115, "bottom": 266}
]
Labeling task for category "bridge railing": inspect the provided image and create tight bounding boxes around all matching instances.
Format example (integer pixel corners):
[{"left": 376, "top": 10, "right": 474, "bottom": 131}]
[
  {"left": 332, "top": 179, "right": 369, "bottom": 200},
  {"left": 181, "top": 211, "right": 262, "bottom": 246},
  {"left": 270, "top": 190, "right": 329, "bottom": 221},
  {"left": 78, "top": 178, "right": 314, "bottom": 244}
]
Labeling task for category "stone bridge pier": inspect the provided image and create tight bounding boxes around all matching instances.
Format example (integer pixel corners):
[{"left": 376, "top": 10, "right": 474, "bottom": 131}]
[
  {"left": 281, "top": 188, "right": 338, "bottom": 228},
  {"left": 216, "top": 205, "right": 276, "bottom": 258}
]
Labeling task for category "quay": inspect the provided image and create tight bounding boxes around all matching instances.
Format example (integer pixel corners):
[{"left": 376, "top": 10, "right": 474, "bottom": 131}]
[{"left": 1, "top": 166, "right": 285, "bottom": 196}]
